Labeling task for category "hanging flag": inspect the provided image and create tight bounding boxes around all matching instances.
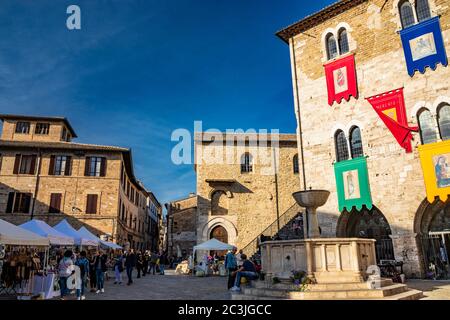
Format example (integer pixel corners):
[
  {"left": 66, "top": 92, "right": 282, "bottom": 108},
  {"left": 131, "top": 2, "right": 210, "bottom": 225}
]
[
  {"left": 418, "top": 140, "right": 450, "bottom": 203},
  {"left": 324, "top": 54, "right": 358, "bottom": 106},
  {"left": 334, "top": 157, "right": 373, "bottom": 212},
  {"left": 400, "top": 16, "right": 448, "bottom": 77},
  {"left": 366, "top": 88, "right": 418, "bottom": 153}
]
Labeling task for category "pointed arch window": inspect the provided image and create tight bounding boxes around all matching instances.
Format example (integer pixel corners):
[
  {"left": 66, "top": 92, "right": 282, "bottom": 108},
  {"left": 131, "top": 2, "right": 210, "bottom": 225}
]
[
  {"left": 416, "top": 0, "right": 431, "bottom": 22},
  {"left": 335, "top": 130, "right": 350, "bottom": 162},
  {"left": 326, "top": 34, "right": 338, "bottom": 60},
  {"left": 338, "top": 29, "right": 349, "bottom": 55},
  {"left": 418, "top": 109, "right": 438, "bottom": 144},
  {"left": 350, "top": 127, "right": 364, "bottom": 159},
  {"left": 437, "top": 104, "right": 450, "bottom": 141},
  {"left": 400, "top": 1, "right": 416, "bottom": 29},
  {"left": 293, "top": 154, "right": 299, "bottom": 174},
  {"left": 241, "top": 153, "right": 253, "bottom": 173}
]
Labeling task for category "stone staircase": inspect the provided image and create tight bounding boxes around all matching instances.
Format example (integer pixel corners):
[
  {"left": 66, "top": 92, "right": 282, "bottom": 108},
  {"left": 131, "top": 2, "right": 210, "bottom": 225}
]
[{"left": 231, "top": 278, "right": 424, "bottom": 300}]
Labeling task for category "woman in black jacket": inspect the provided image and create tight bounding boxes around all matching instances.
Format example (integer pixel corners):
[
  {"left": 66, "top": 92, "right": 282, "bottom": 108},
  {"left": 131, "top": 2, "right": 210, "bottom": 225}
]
[{"left": 94, "top": 251, "right": 108, "bottom": 294}]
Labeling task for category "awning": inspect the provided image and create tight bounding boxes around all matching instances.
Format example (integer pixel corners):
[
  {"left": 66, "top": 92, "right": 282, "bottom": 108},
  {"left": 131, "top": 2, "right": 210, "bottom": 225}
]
[
  {"left": 20, "top": 219, "right": 75, "bottom": 246},
  {"left": 193, "top": 238, "right": 234, "bottom": 252},
  {"left": 53, "top": 219, "right": 98, "bottom": 247},
  {"left": 0, "top": 219, "right": 50, "bottom": 246},
  {"left": 77, "top": 227, "right": 122, "bottom": 250}
]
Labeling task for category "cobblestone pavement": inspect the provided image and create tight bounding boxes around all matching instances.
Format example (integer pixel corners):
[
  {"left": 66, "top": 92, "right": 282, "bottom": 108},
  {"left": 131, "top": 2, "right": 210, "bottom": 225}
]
[
  {"left": 406, "top": 280, "right": 450, "bottom": 300},
  {"left": 81, "top": 269, "right": 231, "bottom": 300}
]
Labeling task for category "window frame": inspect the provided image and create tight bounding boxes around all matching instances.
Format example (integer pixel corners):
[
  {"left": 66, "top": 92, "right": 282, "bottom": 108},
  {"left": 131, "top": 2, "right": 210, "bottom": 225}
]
[
  {"left": 416, "top": 0, "right": 432, "bottom": 23},
  {"left": 293, "top": 154, "right": 299, "bottom": 174},
  {"left": 338, "top": 28, "right": 349, "bottom": 55},
  {"left": 35, "top": 123, "right": 50, "bottom": 135},
  {"left": 417, "top": 108, "right": 438, "bottom": 145},
  {"left": 326, "top": 33, "right": 338, "bottom": 60},
  {"left": 15, "top": 122, "right": 30, "bottom": 134},
  {"left": 349, "top": 126, "right": 364, "bottom": 159},
  {"left": 437, "top": 103, "right": 450, "bottom": 141},
  {"left": 335, "top": 130, "right": 350, "bottom": 163},
  {"left": 240, "top": 153, "right": 253, "bottom": 174}
]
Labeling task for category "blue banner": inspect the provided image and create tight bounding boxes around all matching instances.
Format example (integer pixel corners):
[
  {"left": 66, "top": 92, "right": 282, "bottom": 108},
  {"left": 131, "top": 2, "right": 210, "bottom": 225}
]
[{"left": 400, "top": 16, "right": 448, "bottom": 77}]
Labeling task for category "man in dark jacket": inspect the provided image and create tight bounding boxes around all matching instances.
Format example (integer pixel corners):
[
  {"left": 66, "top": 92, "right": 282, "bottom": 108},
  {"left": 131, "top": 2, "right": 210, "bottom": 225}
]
[{"left": 125, "top": 249, "right": 136, "bottom": 285}]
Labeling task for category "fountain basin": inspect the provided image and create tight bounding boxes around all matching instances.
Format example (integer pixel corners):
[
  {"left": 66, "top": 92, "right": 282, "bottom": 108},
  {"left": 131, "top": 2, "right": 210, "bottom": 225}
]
[{"left": 292, "top": 190, "right": 330, "bottom": 208}]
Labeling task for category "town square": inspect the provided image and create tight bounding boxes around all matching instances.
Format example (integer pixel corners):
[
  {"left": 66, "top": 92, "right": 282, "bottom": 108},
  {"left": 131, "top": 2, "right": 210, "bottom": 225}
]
[{"left": 1, "top": 0, "right": 450, "bottom": 306}]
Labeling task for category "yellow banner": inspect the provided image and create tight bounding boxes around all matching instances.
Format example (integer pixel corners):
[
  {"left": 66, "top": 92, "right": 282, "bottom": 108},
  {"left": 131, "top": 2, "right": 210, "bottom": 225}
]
[{"left": 419, "top": 140, "right": 450, "bottom": 203}]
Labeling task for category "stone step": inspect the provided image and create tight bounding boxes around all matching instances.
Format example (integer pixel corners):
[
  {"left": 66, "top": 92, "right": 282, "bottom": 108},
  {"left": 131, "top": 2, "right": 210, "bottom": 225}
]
[
  {"left": 253, "top": 279, "right": 394, "bottom": 291},
  {"left": 376, "top": 289, "right": 424, "bottom": 301},
  {"left": 242, "top": 283, "right": 409, "bottom": 300}
]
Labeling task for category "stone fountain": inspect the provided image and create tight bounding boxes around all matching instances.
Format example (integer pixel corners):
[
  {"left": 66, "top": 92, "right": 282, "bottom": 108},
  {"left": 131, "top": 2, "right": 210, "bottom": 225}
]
[{"left": 292, "top": 189, "right": 330, "bottom": 239}]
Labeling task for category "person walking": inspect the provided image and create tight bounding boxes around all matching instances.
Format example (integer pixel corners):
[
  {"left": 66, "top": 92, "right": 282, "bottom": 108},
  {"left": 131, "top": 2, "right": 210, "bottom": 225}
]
[
  {"left": 125, "top": 249, "right": 136, "bottom": 285},
  {"left": 230, "top": 254, "right": 259, "bottom": 292},
  {"left": 159, "top": 251, "right": 167, "bottom": 275},
  {"left": 75, "top": 251, "right": 89, "bottom": 300},
  {"left": 225, "top": 247, "right": 238, "bottom": 290},
  {"left": 136, "top": 251, "right": 143, "bottom": 279},
  {"left": 58, "top": 250, "right": 74, "bottom": 300},
  {"left": 142, "top": 251, "right": 149, "bottom": 277},
  {"left": 94, "top": 251, "right": 108, "bottom": 294},
  {"left": 88, "top": 254, "right": 97, "bottom": 292},
  {"left": 149, "top": 251, "right": 158, "bottom": 275},
  {"left": 113, "top": 251, "right": 124, "bottom": 285}
]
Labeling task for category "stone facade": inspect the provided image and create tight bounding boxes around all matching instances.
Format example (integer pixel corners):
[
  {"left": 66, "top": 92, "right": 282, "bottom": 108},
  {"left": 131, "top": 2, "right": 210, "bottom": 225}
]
[
  {"left": 166, "top": 195, "right": 198, "bottom": 258},
  {"left": 278, "top": 0, "right": 450, "bottom": 277},
  {"left": 0, "top": 115, "right": 160, "bottom": 251},
  {"left": 195, "top": 133, "right": 301, "bottom": 250}
]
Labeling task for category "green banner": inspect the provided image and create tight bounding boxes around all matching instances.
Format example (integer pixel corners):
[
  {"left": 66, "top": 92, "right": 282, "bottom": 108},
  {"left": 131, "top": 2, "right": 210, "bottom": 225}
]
[{"left": 334, "top": 157, "right": 373, "bottom": 212}]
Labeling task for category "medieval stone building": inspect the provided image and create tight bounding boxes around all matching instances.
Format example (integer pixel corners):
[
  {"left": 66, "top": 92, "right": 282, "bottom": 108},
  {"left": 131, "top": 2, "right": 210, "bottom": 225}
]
[
  {"left": 277, "top": 0, "right": 450, "bottom": 278},
  {"left": 166, "top": 132, "right": 302, "bottom": 258},
  {"left": 0, "top": 114, "right": 161, "bottom": 251}
]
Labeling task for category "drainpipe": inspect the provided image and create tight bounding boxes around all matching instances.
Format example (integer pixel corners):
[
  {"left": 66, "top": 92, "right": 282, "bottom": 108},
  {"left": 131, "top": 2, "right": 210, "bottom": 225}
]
[
  {"left": 273, "top": 147, "right": 281, "bottom": 232},
  {"left": 290, "top": 37, "right": 309, "bottom": 237},
  {"left": 30, "top": 148, "right": 42, "bottom": 220}
]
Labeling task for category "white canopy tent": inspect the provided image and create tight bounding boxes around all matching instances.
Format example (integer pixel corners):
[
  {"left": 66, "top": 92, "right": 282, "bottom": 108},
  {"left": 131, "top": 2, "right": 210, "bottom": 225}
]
[
  {"left": 20, "top": 220, "right": 75, "bottom": 246},
  {"left": 77, "top": 227, "right": 122, "bottom": 250},
  {"left": 193, "top": 238, "right": 234, "bottom": 254},
  {"left": 0, "top": 219, "right": 49, "bottom": 246},
  {"left": 53, "top": 219, "right": 98, "bottom": 247}
]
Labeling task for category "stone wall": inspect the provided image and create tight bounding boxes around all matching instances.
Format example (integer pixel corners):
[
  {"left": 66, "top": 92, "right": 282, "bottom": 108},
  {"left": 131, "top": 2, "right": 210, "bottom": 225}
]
[
  {"left": 195, "top": 135, "right": 301, "bottom": 250},
  {"left": 287, "top": 0, "right": 450, "bottom": 276}
]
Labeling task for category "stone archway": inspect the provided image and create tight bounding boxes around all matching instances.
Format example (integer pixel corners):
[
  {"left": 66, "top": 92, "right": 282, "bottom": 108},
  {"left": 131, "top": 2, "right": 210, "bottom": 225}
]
[
  {"left": 414, "top": 198, "right": 450, "bottom": 279},
  {"left": 201, "top": 217, "right": 237, "bottom": 246},
  {"left": 337, "top": 206, "right": 394, "bottom": 262}
]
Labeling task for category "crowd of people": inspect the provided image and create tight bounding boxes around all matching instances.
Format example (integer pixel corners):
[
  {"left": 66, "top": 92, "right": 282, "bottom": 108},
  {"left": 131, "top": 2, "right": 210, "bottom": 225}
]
[{"left": 57, "top": 248, "right": 169, "bottom": 300}]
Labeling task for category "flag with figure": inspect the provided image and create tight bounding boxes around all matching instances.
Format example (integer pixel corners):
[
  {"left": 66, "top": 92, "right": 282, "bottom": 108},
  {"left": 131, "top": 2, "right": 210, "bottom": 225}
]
[{"left": 324, "top": 54, "right": 358, "bottom": 106}]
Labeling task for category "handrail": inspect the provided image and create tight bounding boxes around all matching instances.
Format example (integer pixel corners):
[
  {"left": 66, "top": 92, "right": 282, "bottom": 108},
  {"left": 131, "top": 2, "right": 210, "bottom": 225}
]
[{"left": 241, "top": 203, "right": 301, "bottom": 256}]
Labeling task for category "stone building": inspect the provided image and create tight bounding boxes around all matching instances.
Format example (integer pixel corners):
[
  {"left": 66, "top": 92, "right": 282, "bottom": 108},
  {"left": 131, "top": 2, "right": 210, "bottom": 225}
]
[
  {"left": 0, "top": 114, "right": 160, "bottom": 251},
  {"left": 166, "top": 132, "right": 302, "bottom": 258},
  {"left": 277, "top": 0, "right": 450, "bottom": 278},
  {"left": 147, "top": 191, "right": 163, "bottom": 252}
]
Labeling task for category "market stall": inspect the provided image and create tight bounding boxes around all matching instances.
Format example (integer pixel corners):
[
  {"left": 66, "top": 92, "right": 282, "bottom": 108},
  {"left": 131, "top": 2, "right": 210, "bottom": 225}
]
[
  {"left": 19, "top": 220, "right": 75, "bottom": 299},
  {"left": 0, "top": 219, "right": 50, "bottom": 299},
  {"left": 193, "top": 239, "right": 234, "bottom": 277},
  {"left": 77, "top": 227, "right": 122, "bottom": 250}
]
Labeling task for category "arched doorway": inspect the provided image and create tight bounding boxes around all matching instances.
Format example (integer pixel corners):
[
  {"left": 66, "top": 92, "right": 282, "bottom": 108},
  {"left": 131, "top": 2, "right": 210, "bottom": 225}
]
[
  {"left": 337, "top": 206, "right": 394, "bottom": 262},
  {"left": 210, "top": 225, "right": 228, "bottom": 257},
  {"left": 415, "top": 199, "right": 450, "bottom": 279}
]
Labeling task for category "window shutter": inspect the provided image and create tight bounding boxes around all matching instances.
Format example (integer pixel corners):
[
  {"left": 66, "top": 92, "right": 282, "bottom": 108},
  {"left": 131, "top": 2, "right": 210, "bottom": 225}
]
[
  {"left": 23, "top": 193, "right": 32, "bottom": 213},
  {"left": 50, "top": 193, "right": 62, "bottom": 213},
  {"left": 86, "top": 194, "right": 98, "bottom": 214},
  {"left": 100, "top": 158, "right": 107, "bottom": 177},
  {"left": 30, "top": 155, "right": 37, "bottom": 175},
  {"left": 6, "top": 192, "right": 15, "bottom": 213},
  {"left": 13, "top": 155, "right": 21, "bottom": 174},
  {"left": 65, "top": 156, "right": 72, "bottom": 176},
  {"left": 49, "top": 156, "right": 55, "bottom": 175},
  {"left": 85, "top": 157, "right": 91, "bottom": 176}
]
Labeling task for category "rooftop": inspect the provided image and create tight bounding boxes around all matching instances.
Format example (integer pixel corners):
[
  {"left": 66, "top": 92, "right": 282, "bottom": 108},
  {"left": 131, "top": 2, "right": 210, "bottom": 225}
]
[
  {"left": 276, "top": 0, "right": 367, "bottom": 44},
  {"left": 0, "top": 114, "right": 78, "bottom": 138}
]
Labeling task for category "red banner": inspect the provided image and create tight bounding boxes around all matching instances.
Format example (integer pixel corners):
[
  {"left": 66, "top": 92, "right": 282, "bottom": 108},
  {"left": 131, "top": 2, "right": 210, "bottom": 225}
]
[
  {"left": 324, "top": 54, "right": 358, "bottom": 106},
  {"left": 366, "top": 88, "right": 418, "bottom": 153}
]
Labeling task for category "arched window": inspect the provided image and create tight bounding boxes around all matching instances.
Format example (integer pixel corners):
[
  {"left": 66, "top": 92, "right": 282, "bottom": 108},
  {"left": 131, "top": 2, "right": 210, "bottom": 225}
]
[
  {"left": 350, "top": 127, "right": 364, "bottom": 159},
  {"left": 338, "top": 29, "right": 349, "bottom": 55},
  {"left": 293, "top": 154, "right": 299, "bottom": 174},
  {"left": 211, "top": 190, "right": 228, "bottom": 216},
  {"left": 416, "top": 0, "right": 431, "bottom": 22},
  {"left": 418, "top": 109, "right": 438, "bottom": 144},
  {"left": 437, "top": 104, "right": 450, "bottom": 141},
  {"left": 326, "top": 34, "right": 338, "bottom": 60},
  {"left": 241, "top": 153, "right": 253, "bottom": 173},
  {"left": 400, "top": 1, "right": 416, "bottom": 29},
  {"left": 335, "top": 130, "right": 349, "bottom": 162}
]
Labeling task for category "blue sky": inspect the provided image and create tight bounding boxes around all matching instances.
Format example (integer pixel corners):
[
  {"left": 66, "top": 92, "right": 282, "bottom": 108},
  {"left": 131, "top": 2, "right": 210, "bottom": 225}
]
[{"left": 0, "top": 0, "right": 333, "bottom": 205}]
